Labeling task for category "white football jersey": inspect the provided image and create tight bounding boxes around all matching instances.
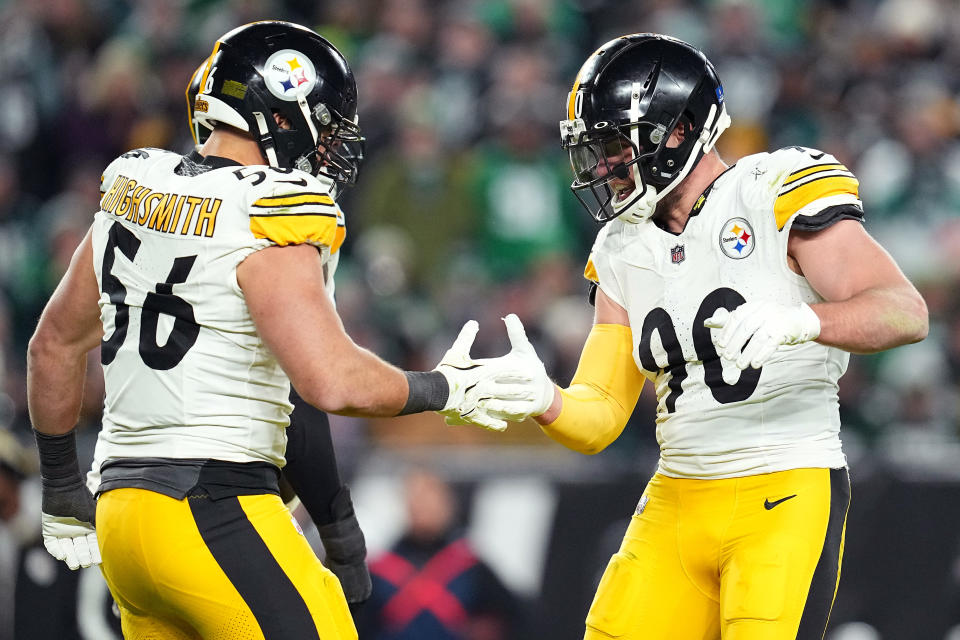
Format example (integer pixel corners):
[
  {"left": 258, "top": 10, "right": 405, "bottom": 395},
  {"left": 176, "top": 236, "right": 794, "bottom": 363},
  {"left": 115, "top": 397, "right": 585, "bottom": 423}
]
[
  {"left": 86, "top": 148, "right": 345, "bottom": 489},
  {"left": 587, "top": 146, "right": 863, "bottom": 479}
]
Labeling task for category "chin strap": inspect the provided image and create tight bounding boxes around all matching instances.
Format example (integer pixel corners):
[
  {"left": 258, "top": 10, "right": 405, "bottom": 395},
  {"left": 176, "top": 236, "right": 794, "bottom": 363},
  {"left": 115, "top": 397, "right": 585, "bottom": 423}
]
[
  {"left": 252, "top": 111, "right": 280, "bottom": 167},
  {"left": 655, "top": 102, "right": 720, "bottom": 201},
  {"left": 298, "top": 95, "right": 319, "bottom": 146},
  {"left": 703, "top": 103, "right": 731, "bottom": 152},
  {"left": 617, "top": 187, "right": 659, "bottom": 224},
  {"left": 617, "top": 102, "right": 730, "bottom": 225}
]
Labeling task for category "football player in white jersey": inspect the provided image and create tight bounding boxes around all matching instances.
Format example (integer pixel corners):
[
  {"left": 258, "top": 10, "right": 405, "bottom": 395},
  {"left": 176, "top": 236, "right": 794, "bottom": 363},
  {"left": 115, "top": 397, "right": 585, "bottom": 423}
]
[
  {"left": 27, "top": 21, "right": 522, "bottom": 640},
  {"left": 476, "top": 34, "right": 929, "bottom": 639},
  {"left": 186, "top": 56, "right": 373, "bottom": 608}
]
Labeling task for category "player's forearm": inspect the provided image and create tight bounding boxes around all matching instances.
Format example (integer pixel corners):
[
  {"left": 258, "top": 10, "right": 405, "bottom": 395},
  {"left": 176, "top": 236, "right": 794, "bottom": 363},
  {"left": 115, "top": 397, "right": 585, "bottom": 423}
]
[
  {"left": 533, "top": 323, "right": 643, "bottom": 454},
  {"left": 295, "top": 340, "right": 410, "bottom": 417},
  {"left": 535, "top": 384, "right": 628, "bottom": 455},
  {"left": 27, "top": 230, "right": 102, "bottom": 436},
  {"left": 27, "top": 332, "right": 89, "bottom": 436},
  {"left": 812, "top": 284, "right": 928, "bottom": 354}
]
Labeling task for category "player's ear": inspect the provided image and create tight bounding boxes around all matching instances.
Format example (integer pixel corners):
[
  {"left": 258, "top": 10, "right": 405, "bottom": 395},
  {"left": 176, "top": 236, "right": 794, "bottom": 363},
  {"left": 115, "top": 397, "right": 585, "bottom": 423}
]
[
  {"left": 667, "top": 122, "right": 687, "bottom": 148},
  {"left": 273, "top": 111, "right": 292, "bottom": 130}
]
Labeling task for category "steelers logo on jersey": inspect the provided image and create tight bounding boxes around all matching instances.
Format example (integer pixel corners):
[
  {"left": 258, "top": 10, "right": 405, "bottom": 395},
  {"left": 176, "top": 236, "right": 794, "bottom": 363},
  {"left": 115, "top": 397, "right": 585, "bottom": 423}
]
[
  {"left": 263, "top": 49, "right": 317, "bottom": 101},
  {"left": 719, "top": 217, "right": 755, "bottom": 259}
]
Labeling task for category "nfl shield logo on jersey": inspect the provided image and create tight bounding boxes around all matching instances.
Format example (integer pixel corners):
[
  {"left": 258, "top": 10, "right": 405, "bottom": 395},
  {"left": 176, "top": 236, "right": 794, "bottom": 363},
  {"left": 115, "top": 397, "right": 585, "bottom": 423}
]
[{"left": 670, "top": 244, "right": 685, "bottom": 264}]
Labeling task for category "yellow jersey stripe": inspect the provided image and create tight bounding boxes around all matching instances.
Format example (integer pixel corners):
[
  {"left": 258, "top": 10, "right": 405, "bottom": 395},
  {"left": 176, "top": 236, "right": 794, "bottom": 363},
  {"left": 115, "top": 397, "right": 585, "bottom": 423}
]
[
  {"left": 249, "top": 213, "right": 338, "bottom": 246},
  {"left": 774, "top": 175, "right": 859, "bottom": 230},
  {"left": 252, "top": 193, "right": 335, "bottom": 208},
  {"left": 781, "top": 163, "right": 847, "bottom": 188},
  {"left": 331, "top": 224, "right": 346, "bottom": 254},
  {"left": 583, "top": 257, "right": 599, "bottom": 283}
]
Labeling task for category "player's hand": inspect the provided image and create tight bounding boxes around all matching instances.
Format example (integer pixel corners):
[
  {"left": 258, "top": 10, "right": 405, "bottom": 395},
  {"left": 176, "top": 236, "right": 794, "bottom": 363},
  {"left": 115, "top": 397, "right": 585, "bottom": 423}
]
[
  {"left": 704, "top": 300, "right": 821, "bottom": 369},
  {"left": 474, "top": 314, "right": 556, "bottom": 422},
  {"left": 317, "top": 486, "right": 372, "bottom": 604},
  {"left": 41, "top": 481, "right": 100, "bottom": 570},
  {"left": 434, "top": 320, "right": 510, "bottom": 431}
]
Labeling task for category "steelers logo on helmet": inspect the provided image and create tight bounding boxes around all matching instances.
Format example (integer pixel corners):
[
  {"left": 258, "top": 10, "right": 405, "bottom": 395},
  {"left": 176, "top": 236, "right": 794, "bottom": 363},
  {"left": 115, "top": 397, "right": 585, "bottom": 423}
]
[
  {"left": 719, "top": 217, "right": 755, "bottom": 259},
  {"left": 263, "top": 49, "right": 318, "bottom": 101}
]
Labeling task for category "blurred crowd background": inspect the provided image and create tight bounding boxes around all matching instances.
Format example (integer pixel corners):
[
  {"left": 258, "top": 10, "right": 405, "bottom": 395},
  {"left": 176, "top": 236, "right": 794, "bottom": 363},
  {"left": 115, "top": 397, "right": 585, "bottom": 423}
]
[{"left": 1, "top": 0, "right": 959, "bottom": 638}]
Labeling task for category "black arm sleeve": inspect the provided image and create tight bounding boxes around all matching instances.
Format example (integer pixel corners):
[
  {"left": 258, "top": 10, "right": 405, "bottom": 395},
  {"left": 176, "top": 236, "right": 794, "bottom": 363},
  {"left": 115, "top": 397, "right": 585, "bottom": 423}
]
[{"left": 282, "top": 390, "right": 343, "bottom": 526}]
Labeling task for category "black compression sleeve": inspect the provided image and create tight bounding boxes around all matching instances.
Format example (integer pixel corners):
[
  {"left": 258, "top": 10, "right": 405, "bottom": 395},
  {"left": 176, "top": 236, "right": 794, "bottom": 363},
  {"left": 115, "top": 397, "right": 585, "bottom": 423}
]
[{"left": 282, "top": 390, "right": 342, "bottom": 526}]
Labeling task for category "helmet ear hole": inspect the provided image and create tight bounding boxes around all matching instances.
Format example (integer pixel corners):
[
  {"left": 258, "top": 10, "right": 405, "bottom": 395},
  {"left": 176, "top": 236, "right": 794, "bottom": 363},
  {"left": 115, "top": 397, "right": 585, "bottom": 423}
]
[
  {"left": 668, "top": 114, "right": 695, "bottom": 148},
  {"left": 271, "top": 110, "right": 292, "bottom": 130}
]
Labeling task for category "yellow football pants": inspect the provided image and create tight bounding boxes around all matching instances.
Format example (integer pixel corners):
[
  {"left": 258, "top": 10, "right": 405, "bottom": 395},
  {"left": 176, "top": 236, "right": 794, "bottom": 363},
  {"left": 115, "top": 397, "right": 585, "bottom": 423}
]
[
  {"left": 96, "top": 488, "right": 357, "bottom": 640},
  {"left": 584, "top": 468, "right": 849, "bottom": 640}
]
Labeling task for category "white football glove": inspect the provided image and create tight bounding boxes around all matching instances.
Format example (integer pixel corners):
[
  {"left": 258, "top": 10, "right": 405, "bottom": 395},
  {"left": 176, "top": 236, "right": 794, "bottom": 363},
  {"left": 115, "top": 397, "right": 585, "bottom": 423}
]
[
  {"left": 474, "top": 314, "right": 556, "bottom": 423},
  {"left": 42, "top": 514, "right": 100, "bottom": 570},
  {"left": 704, "top": 300, "right": 821, "bottom": 369},
  {"left": 435, "top": 320, "right": 511, "bottom": 432}
]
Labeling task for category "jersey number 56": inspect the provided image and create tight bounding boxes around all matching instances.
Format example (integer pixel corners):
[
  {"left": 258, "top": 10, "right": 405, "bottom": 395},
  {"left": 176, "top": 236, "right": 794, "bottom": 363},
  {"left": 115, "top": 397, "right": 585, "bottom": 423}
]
[{"left": 100, "top": 221, "right": 200, "bottom": 370}]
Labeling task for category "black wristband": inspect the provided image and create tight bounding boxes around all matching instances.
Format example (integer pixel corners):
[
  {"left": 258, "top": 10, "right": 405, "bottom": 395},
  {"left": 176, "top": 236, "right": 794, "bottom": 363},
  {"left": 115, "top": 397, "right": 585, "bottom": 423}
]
[
  {"left": 34, "top": 429, "right": 95, "bottom": 522},
  {"left": 34, "top": 429, "right": 84, "bottom": 490},
  {"left": 399, "top": 370, "right": 449, "bottom": 415}
]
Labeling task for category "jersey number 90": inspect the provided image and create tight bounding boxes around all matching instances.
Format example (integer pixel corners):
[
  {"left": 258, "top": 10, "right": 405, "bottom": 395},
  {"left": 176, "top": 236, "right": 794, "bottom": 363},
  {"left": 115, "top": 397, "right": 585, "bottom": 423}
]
[{"left": 637, "top": 287, "right": 761, "bottom": 413}]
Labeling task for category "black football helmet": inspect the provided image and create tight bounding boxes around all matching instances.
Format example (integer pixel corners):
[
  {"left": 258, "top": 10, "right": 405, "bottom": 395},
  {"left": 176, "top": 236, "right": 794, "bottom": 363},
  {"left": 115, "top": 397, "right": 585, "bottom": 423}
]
[
  {"left": 560, "top": 34, "right": 730, "bottom": 223},
  {"left": 191, "top": 21, "right": 364, "bottom": 189}
]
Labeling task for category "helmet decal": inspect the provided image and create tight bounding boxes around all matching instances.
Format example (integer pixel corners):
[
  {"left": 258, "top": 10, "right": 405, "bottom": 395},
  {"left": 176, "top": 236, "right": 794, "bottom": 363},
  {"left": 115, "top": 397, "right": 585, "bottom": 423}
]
[
  {"left": 199, "top": 44, "right": 221, "bottom": 95},
  {"left": 263, "top": 49, "right": 318, "bottom": 101},
  {"left": 567, "top": 85, "right": 580, "bottom": 120},
  {"left": 184, "top": 21, "right": 364, "bottom": 193}
]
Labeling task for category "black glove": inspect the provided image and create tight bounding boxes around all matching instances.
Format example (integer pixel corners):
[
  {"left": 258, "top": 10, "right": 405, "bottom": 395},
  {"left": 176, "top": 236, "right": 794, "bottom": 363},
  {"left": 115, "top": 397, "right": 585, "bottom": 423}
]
[{"left": 317, "top": 486, "right": 372, "bottom": 604}]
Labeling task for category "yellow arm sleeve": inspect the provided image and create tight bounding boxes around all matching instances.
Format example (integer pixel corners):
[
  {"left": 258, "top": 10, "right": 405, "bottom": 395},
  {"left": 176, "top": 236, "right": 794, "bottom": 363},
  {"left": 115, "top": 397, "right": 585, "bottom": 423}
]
[{"left": 539, "top": 323, "right": 645, "bottom": 454}]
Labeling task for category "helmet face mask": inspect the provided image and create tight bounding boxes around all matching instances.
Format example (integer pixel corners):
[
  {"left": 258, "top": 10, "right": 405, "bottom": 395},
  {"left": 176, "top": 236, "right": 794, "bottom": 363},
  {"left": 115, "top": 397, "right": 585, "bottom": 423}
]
[
  {"left": 565, "top": 123, "right": 645, "bottom": 224},
  {"left": 560, "top": 34, "right": 731, "bottom": 224},
  {"left": 311, "top": 115, "right": 364, "bottom": 188},
  {"left": 188, "top": 21, "right": 365, "bottom": 194}
]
